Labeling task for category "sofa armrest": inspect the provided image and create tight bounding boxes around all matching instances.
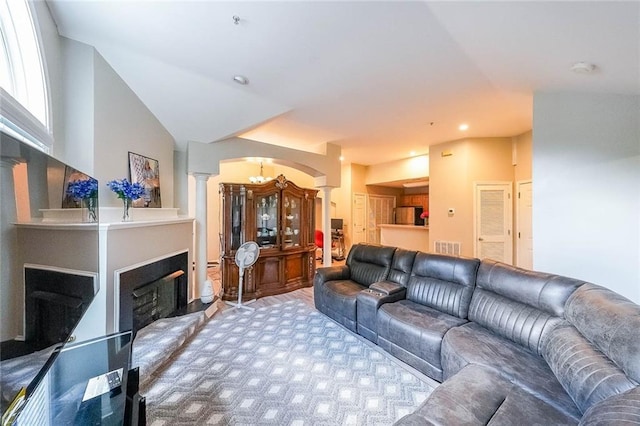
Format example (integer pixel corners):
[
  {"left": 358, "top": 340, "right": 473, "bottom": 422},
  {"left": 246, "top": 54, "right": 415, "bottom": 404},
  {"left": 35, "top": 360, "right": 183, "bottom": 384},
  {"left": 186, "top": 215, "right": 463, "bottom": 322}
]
[
  {"left": 579, "top": 386, "right": 640, "bottom": 425},
  {"left": 370, "top": 280, "right": 405, "bottom": 296},
  {"left": 314, "top": 265, "right": 350, "bottom": 283},
  {"left": 314, "top": 266, "right": 350, "bottom": 314},
  {"left": 356, "top": 287, "right": 407, "bottom": 343}
]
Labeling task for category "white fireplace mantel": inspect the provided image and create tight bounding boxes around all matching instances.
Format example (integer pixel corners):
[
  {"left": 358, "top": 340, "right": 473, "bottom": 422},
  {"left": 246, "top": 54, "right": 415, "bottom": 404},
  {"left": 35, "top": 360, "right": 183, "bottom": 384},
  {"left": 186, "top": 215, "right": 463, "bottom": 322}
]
[
  {"left": 40, "top": 206, "right": 181, "bottom": 224},
  {"left": 16, "top": 210, "right": 196, "bottom": 341},
  {"left": 100, "top": 216, "right": 195, "bottom": 336}
]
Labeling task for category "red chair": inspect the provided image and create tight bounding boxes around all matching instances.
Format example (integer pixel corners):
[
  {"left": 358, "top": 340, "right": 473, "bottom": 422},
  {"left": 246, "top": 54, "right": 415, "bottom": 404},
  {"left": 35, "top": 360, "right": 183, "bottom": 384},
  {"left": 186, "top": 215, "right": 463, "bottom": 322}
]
[{"left": 315, "top": 230, "right": 324, "bottom": 260}]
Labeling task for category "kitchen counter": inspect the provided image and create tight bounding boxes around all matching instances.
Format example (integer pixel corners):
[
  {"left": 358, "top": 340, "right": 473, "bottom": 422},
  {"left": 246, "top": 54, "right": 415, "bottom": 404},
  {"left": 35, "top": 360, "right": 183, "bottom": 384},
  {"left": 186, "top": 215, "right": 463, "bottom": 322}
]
[{"left": 379, "top": 224, "right": 429, "bottom": 252}]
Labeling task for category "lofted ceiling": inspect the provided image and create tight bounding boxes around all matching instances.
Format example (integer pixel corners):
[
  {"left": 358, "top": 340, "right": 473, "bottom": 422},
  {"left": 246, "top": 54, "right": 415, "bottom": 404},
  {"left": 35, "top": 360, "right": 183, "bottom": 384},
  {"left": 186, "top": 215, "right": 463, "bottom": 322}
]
[{"left": 46, "top": 1, "right": 640, "bottom": 166}]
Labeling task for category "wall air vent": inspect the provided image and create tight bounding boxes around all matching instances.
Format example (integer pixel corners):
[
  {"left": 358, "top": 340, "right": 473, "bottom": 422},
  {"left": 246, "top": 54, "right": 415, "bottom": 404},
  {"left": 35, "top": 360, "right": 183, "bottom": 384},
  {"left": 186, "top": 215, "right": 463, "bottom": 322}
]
[{"left": 434, "top": 241, "right": 461, "bottom": 256}]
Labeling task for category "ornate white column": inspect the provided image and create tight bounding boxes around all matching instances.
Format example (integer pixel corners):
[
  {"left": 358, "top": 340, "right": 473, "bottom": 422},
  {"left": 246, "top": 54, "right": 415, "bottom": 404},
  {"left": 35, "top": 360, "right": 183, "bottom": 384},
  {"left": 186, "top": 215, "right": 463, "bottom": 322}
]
[
  {"left": 194, "top": 173, "right": 213, "bottom": 303},
  {"left": 320, "top": 186, "right": 333, "bottom": 266}
]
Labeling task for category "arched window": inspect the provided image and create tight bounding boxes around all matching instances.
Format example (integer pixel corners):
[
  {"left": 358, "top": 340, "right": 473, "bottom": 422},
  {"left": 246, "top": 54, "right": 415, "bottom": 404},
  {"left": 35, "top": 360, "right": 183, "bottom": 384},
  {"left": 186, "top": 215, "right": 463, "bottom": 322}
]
[{"left": 0, "top": 0, "right": 51, "bottom": 152}]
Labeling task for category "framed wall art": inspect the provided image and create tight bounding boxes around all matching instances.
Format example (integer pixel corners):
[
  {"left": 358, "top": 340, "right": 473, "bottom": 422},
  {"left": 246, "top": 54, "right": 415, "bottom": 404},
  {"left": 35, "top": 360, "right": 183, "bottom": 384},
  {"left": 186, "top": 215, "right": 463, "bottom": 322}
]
[{"left": 128, "top": 152, "right": 161, "bottom": 208}]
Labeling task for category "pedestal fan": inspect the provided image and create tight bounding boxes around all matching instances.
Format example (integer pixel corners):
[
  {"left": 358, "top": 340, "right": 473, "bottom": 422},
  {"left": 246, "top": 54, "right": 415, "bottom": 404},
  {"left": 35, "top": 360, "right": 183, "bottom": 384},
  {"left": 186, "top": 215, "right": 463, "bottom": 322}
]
[{"left": 225, "top": 241, "right": 259, "bottom": 311}]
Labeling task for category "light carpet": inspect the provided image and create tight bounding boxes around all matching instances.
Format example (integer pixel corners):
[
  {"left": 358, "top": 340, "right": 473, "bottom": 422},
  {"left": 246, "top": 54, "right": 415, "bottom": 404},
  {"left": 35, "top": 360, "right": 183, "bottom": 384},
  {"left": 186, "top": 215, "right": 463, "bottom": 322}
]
[{"left": 143, "top": 301, "right": 436, "bottom": 425}]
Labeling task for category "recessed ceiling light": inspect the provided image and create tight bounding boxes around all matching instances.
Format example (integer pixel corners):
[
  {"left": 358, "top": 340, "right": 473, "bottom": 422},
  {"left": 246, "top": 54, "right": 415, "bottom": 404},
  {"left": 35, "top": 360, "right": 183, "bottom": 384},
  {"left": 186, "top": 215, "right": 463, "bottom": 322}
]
[
  {"left": 233, "top": 75, "right": 249, "bottom": 85},
  {"left": 459, "top": 123, "right": 469, "bottom": 131},
  {"left": 570, "top": 62, "right": 596, "bottom": 74}
]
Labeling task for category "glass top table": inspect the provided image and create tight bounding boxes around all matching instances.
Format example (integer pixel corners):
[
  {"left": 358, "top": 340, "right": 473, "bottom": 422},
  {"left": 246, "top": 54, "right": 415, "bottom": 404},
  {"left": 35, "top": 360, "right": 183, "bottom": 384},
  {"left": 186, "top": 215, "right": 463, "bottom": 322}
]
[{"left": 13, "top": 331, "right": 132, "bottom": 426}]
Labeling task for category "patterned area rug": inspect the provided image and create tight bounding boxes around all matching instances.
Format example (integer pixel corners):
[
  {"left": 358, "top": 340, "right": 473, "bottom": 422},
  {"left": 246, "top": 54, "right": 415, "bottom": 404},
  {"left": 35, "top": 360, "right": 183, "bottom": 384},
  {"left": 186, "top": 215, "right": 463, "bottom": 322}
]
[{"left": 144, "top": 301, "right": 435, "bottom": 425}]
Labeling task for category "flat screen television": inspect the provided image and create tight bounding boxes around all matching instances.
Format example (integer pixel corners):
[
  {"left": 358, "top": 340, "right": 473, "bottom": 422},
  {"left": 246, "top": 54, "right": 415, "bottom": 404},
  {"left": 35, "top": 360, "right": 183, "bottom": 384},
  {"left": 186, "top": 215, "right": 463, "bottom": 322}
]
[{"left": 331, "top": 218, "right": 343, "bottom": 231}]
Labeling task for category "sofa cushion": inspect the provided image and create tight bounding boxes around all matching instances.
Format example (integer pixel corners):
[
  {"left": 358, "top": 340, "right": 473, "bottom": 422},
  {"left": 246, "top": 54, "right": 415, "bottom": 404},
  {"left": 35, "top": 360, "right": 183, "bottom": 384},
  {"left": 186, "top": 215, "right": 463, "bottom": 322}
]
[
  {"left": 543, "top": 323, "right": 637, "bottom": 414},
  {"left": 578, "top": 386, "right": 640, "bottom": 426},
  {"left": 476, "top": 260, "right": 585, "bottom": 317},
  {"left": 395, "top": 364, "right": 578, "bottom": 426},
  {"left": 406, "top": 253, "right": 480, "bottom": 318},
  {"left": 442, "top": 321, "right": 582, "bottom": 420},
  {"left": 346, "top": 244, "right": 396, "bottom": 286},
  {"left": 377, "top": 299, "right": 467, "bottom": 381},
  {"left": 469, "top": 260, "right": 585, "bottom": 355},
  {"left": 469, "top": 288, "right": 566, "bottom": 355},
  {"left": 564, "top": 283, "right": 640, "bottom": 383},
  {"left": 387, "top": 248, "right": 417, "bottom": 286}
]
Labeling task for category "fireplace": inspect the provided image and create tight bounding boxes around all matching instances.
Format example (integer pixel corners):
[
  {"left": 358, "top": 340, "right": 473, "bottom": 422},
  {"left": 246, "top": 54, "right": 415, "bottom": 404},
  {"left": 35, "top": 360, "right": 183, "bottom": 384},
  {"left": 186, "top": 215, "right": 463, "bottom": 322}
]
[
  {"left": 132, "top": 270, "right": 184, "bottom": 333},
  {"left": 118, "top": 252, "right": 188, "bottom": 337},
  {"left": 24, "top": 265, "right": 98, "bottom": 351}
]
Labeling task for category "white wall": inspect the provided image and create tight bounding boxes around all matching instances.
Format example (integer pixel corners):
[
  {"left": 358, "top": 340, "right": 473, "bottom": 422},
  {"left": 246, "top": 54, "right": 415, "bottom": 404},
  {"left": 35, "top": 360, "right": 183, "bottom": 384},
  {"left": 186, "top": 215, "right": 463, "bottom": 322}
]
[
  {"left": 32, "top": 1, "right": 65, "bottom": 160},
  {"left": 173, "top": 150, "right": 189, "bottom": 215},
  {"left": 60, "top": 38, "right": 95, "bottom": 174},
  {"left": 366, "top": 155, "right": 429, "bottom": 185},
  {"left": 429, "top": 137, "right": 514, "bottom": 258},
  {"left": 93, "top": 51, "right": 175, "bottom": 208},
  {"left": 35, "top": 3, "right": 176, "bottom": 207},
  {"left": 533, "top": 92, "right": 640, "bottom": 303}
]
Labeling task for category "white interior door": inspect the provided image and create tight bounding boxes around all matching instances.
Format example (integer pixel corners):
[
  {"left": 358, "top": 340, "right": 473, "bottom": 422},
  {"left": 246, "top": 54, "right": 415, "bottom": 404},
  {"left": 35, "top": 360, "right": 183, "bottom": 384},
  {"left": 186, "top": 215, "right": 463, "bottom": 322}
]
[
  {"left": 474, "top": 182, "right": 513, "bottom": 264},
  {"left": 352, "top": 193, "right": 367, "bottom": 245},
  {"left": 516, "top": 180, "right": 533, "bottom": 269}
]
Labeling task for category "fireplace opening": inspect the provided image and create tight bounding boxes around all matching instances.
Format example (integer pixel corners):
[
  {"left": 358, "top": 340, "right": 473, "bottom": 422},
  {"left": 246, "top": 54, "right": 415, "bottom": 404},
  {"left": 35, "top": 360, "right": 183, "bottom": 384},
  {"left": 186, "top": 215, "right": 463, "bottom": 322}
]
[
  {"left": 24, "top": 266, "right": 97, "bottom": 351},
  {"left": 118, "top": 252, "right": 189, "bottom": 337},
  {"left": 132, "top": 270, "right": 184, "bottom": 333}
]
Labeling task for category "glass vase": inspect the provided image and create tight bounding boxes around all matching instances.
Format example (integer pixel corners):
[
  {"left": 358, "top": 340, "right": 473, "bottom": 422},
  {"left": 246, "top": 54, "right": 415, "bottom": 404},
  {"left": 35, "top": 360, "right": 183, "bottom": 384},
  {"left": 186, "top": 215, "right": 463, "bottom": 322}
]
[
  {"left": 122, "top": 198, "right": 132, "bottom": 221},
  {"left": 83, "top": 197, "right": 98, "bottom": 223}
]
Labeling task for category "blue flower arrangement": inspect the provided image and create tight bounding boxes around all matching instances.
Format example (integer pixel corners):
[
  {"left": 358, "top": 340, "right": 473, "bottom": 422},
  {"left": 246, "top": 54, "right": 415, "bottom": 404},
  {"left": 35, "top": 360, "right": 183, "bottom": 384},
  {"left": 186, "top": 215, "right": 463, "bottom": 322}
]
[
  {"left": 106, "top": 178, "right": 145, "bottom": 200},
  {"left": 66, "top": 178, "right": 98, "bottom": 200}
]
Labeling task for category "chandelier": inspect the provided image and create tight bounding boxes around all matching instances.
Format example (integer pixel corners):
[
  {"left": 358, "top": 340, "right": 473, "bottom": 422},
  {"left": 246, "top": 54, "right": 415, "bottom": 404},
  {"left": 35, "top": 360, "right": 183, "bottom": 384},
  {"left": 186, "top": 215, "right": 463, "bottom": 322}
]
[{"left": 249, "top": 162, "right": 273, "bottom": 184}]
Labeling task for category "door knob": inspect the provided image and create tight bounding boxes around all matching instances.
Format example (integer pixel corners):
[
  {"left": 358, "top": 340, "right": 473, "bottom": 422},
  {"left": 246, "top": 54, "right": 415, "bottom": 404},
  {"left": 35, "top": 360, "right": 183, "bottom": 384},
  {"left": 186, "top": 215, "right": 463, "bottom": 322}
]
[{"left": 478, "top": 237, "right": 484, "bottom": 241}]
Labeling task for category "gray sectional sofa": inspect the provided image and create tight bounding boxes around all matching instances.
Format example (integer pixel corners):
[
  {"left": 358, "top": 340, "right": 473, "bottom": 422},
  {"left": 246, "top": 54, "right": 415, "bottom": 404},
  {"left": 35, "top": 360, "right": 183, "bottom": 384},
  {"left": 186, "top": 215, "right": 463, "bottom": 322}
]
[{"left": 313, "top": 243, "right": 640, "bottom": 425}]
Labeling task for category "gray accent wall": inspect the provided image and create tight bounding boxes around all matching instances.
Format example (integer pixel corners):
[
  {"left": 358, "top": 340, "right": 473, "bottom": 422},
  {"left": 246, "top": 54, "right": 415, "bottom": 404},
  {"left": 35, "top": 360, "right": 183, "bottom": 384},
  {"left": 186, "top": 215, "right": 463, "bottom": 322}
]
[{"left": 533, "top": 92, "right": 640, "bottom": 303}]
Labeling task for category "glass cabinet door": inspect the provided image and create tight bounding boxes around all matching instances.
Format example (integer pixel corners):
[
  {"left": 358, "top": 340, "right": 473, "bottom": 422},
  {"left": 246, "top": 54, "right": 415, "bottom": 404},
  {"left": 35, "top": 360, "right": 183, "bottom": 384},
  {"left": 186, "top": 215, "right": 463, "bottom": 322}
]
[
  {"left": 283, "top": 193, "right": 302, "bottom": 249},
  {"left": 256, "top": 192, "right": 278, "bottom": 248},
  {"left": 305, "top": 195, "right": 315, "bottom": 247},
  {"left": 230, "top": 192, "right": 243, "bottom": 250}
]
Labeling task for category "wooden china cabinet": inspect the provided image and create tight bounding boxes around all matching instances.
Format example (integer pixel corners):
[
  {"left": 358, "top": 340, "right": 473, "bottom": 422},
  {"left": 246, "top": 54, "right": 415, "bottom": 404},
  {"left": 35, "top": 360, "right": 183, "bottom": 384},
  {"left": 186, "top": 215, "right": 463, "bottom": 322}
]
[{"left": 219, "top": 175, "right": 318, "bottom": 301}]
